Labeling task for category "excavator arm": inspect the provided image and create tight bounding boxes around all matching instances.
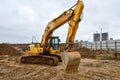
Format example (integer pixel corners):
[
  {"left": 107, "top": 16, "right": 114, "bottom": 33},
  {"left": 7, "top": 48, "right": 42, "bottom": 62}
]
[{"left": 65, "top": 0, "right": 84, "bottom": 51}]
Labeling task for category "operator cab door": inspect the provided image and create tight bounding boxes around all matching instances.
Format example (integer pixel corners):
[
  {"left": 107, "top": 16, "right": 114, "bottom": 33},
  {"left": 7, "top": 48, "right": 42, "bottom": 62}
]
[{"left": 51, "top": 37, "right": 60, "bottom": 50}]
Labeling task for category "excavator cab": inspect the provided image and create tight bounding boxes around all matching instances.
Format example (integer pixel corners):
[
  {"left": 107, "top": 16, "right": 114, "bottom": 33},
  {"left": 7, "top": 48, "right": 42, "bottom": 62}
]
[
  {"left": 49, "top": 37, "right": 60, "bottom": 54},
  {"left": 51, "top": 37, "right": 60, "bottom": 50}
]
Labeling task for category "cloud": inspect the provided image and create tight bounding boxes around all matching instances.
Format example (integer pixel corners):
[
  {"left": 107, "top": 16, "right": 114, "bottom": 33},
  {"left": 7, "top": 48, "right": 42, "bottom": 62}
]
[
  {"left": 18, "top": 5, "right": 39, "bottom": 23},
  {"left": 0, "top": 0, "right": 120, "bottom": 43}
]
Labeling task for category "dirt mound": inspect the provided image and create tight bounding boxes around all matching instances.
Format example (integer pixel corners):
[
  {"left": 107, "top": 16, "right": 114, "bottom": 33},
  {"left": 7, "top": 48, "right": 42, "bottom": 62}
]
[
  {"left": 0, "top": 44, "right": 21, "bottom": 56},
  {"left": 11, "top": 44, "right": 29, "bottom": 52},
  {"left": 60, "top": 43, "right": 102, "bottom": 58},
  {"left": 78, "top": 47, "right": 103, "bottom": 58},
  {"left": 77, "top": 47, "right": 91, "bottom": 58},
  {"left": 78, "top": 47, "right": 90, "bottom": 52},
  {"left": 60, "top": 43, "right": 80, "bottom": 51},
  {"left": 78, "top": 47, "right": 120, "bottom": 60}
]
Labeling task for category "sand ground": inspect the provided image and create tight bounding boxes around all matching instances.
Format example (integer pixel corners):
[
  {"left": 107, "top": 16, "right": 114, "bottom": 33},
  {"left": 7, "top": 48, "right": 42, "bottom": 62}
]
[{"left": 0, "top": 55, "right": 120, "bottom": 80}]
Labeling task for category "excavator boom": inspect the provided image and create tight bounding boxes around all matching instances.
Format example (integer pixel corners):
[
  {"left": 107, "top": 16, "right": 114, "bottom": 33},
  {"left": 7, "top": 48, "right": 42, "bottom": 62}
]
[{"left": 41, "top": 10, "right": 73, "bottom": 48}]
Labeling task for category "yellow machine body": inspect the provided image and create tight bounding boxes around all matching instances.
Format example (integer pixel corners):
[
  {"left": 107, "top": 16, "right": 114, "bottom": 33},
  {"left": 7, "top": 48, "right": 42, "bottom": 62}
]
[{"left": 20, "top": 0, "right": 84, "bottom": 72}]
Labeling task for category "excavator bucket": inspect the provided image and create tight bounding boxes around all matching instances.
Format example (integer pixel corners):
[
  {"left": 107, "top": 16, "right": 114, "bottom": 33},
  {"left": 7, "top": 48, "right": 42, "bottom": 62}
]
[{"left": 61, "top": 51, "right": 81, "bottom": 72}]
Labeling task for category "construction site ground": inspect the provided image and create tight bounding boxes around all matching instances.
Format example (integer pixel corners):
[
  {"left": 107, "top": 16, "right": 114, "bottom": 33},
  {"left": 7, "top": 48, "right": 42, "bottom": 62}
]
[{"left": 0, "top": 44, "right": 120, "bottom": 80}]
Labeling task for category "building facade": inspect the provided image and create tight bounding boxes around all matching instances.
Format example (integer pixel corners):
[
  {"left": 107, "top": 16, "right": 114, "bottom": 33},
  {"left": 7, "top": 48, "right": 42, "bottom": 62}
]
[{"left": 93, "top": 32, "right": 109, "bottom": 42}]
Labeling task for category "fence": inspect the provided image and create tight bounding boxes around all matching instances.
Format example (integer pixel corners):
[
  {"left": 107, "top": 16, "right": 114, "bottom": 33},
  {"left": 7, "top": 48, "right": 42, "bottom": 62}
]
[{"left": 81, "top": 40, "right": 120, "bottom": 51}]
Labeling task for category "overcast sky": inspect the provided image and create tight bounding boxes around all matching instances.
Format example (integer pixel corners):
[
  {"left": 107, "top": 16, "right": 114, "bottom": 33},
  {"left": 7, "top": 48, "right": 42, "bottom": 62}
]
[{"left": 0, "top": 0, "right": 120, "bottom": 43}]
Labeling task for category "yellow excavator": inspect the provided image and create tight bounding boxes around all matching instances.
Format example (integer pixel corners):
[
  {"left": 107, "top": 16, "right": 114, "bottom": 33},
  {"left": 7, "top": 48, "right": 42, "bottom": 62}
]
[{"left": 18, "top": 0, "right": 84, "bottom": 72}]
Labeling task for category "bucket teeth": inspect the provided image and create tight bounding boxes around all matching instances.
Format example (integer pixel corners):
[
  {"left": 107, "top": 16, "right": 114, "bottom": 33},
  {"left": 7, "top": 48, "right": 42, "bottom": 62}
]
[{"left": 61, "top": 51, "right": 81, "bottom": 72}]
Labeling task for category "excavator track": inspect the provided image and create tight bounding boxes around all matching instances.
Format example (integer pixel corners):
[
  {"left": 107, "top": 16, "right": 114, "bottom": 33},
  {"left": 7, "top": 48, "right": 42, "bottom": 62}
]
[{"left": 18, "top": 55, "right": 59, "bottom": 66}]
